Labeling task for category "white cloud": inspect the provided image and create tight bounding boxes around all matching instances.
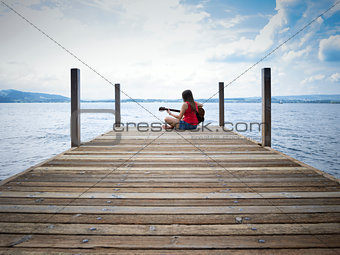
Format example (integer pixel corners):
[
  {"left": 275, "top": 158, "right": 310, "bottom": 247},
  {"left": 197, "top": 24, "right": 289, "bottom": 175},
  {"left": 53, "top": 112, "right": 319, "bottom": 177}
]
[
  {"left": 209, "top": 0, "right": 292, "bottom": 61},
  {"left": 329, "top": 72, "right": 340, "bottom": 82},
  {"left": 298, "top": 31, "right": 313, "bottom": 47},
  {"left": 278, "top": 26, "right": 290, "bottom": 34},
  {"left": 318, "top": 35, "right": 340, "bottom": 61},
  {"left": 211, "top": 15, "right": 247, "bottom": 29},
  {"left": 324, "top": 0, "right": 340, "bottom": 18},
  {"left": 282, "top": 46, "right": 311, "bottom": 61},
  {"left": 301, "top": 74, "right": 325, "bottom": 84}
]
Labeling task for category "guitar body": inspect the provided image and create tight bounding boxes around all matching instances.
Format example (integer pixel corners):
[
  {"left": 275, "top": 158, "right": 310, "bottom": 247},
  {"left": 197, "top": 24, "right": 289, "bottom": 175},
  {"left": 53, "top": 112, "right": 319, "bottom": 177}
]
[
  {"left": 197, "top": 106, "right": 205, "bottom": 119},
  {"left": 197, "top": 105, "right": 205, "bottom": 123}
]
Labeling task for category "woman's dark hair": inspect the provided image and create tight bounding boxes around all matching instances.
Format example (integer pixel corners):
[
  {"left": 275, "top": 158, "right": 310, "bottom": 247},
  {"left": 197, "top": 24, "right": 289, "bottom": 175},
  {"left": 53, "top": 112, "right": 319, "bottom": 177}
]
[{"left": 182, "top": 90, "right": 196, "bottom": 112}]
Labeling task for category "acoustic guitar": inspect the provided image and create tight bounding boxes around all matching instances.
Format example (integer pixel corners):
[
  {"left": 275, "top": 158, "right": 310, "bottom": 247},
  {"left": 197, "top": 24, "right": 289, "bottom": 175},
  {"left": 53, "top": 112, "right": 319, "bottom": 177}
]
[{"left": 159, "top": 105, "right": 205, "bottom": 123}]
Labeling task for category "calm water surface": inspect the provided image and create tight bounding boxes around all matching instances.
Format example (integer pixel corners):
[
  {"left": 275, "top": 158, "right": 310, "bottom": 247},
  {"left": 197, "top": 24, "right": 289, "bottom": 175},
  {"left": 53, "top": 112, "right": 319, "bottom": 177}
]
[{"left": 0, "top": 102, "right": 339, "bottom": 180}]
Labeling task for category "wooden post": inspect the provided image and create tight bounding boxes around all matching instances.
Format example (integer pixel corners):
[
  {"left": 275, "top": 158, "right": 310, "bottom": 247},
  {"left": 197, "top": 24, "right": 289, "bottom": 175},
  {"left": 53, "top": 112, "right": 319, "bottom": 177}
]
[
  {"left": 115, "top": 83, "right": 121, "bottom": 127},
  {"left": 219, "top": 82, "right": 224, "bottom": 127},
  {"left": 262, "top": 68, "right": 271, "bottom": 147},
  {"left": 71, "top": 68, "right": 80, "bottom": 147}
]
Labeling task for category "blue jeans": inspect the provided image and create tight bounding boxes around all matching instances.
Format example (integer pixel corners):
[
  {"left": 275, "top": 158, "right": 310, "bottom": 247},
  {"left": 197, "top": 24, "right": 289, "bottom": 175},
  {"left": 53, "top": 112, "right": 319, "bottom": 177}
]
[{"left": 179, "top": 120, "right": 197, "bottom": 130}]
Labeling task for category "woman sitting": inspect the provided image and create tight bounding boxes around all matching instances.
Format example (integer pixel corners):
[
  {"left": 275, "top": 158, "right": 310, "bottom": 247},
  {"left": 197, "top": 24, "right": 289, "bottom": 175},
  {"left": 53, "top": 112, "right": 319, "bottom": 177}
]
[{"left": 163, "top": 90, "right": 202, "bottom": 130}]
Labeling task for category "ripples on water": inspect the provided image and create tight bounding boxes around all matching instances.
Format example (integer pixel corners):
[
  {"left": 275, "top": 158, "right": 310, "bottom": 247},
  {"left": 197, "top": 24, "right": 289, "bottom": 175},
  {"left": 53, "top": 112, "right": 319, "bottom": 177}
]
[{"left": 0, "top": 102, "right": 339, "bottom": 180}]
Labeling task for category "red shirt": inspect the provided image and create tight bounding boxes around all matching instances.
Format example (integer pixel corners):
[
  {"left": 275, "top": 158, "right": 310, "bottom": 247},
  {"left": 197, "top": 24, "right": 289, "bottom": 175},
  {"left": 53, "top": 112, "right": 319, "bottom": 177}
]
[{"left": 183, "top": 101, "right": 198, "bottom": 125}]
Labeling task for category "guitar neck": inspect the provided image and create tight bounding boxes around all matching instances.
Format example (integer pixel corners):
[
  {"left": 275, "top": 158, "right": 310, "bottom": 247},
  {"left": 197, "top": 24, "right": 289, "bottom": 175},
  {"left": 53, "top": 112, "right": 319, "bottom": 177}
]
[{"left": 168, "top": 108, "right": 180, "bottom": 113}]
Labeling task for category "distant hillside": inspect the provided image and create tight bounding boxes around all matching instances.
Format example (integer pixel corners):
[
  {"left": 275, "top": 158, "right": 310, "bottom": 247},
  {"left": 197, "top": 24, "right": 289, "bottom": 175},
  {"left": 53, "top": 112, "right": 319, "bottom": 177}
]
[
  {"left": 1, "top": 89, "right": 339, "bottom": 103},
  {"left": 272, "top": 94, "right": 340, "bottom": 103},
  {"left": 0, "top": 89, "right": 69, "bottom": 103},
  {"left": 202, "top": 94, "right": 340, "bottom": 104}
]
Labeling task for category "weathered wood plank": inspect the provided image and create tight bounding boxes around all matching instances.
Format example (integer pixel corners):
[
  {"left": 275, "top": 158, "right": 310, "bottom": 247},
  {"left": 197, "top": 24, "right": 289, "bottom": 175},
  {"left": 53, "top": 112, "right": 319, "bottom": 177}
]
[
  {"left": 0, "top": 248, "right": 339, "bottom": 255},
  {"left": 14, "top": 175, "right": 327, "bottom": 182},
  {"left": 1, "top": 222, "right": 340, "bottom": 235},
  {"left": 1, "top": 198, "right": 339, "bottom": 206},
  {"left": 59, "top": 153, "right": 285, "bottom": 158},
  {"left": 65, "top": 150, "right": 275, "bottom": 155},
  {"left": 1, "top": 234, "right": 340, "bottom": 248},
  {"left": 1, "top": 191, "right": 340, "bottom": 199},
  {"left": 5, "top": 180, "right": 336, "bottom": 188},
  {"left": 2, "top": 186, "right": 339, "bottom": 193},
  {"left": 33, "top": 166, "right": 310, "bottom": 172},
  {"left": 45, "top": 161, "right": 300, "bottom": 167},
  {"left": 0, "top": 205, "right": 339, "bottom": 214},
  {"left": 12, "top": 173, "right": 329, "bottom": 180},
  {"left": 1, "top": 212, "right": 339, "bottom": 224}
]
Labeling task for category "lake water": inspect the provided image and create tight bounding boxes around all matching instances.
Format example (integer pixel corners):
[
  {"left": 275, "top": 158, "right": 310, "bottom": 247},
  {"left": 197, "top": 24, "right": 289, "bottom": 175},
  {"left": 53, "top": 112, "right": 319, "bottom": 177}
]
[{"left": 0, "top": 102, "right": 339, "bottom": 180}]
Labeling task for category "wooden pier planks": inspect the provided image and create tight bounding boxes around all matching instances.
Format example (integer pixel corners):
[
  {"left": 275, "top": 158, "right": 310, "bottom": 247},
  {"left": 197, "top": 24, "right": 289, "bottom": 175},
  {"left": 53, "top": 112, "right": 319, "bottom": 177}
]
[{"left": 0, "top": 127, "right": 339, "bottom": 254}]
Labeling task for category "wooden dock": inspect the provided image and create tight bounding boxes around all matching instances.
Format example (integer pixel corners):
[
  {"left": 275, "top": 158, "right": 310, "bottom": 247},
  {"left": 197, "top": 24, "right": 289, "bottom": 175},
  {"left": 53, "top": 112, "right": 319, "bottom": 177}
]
[{"left": 0, "top": 127, "right": 339, "bottom": 254}]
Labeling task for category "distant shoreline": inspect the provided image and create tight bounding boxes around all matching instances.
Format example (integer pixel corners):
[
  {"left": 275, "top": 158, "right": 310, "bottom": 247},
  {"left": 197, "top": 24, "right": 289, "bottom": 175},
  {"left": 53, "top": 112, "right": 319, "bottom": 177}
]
[
  {"left": 1, "top": 100, "right": 340, "bottom": 104},
  {"left": 1, "top": 89, "right": 340, "bottom": 104}
]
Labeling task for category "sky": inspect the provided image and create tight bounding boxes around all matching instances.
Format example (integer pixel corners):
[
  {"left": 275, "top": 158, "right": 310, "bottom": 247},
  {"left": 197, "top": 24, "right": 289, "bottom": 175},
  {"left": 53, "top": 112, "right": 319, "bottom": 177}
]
[{"left": 0, "top": 0, "right": 339, "bottom": 100}]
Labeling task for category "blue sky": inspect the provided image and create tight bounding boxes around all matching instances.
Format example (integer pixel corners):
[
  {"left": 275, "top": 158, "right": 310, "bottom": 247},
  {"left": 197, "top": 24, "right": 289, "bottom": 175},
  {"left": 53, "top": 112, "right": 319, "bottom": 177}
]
[{"left": 0, "top": 0, "right": 339, "bottom": 99}]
